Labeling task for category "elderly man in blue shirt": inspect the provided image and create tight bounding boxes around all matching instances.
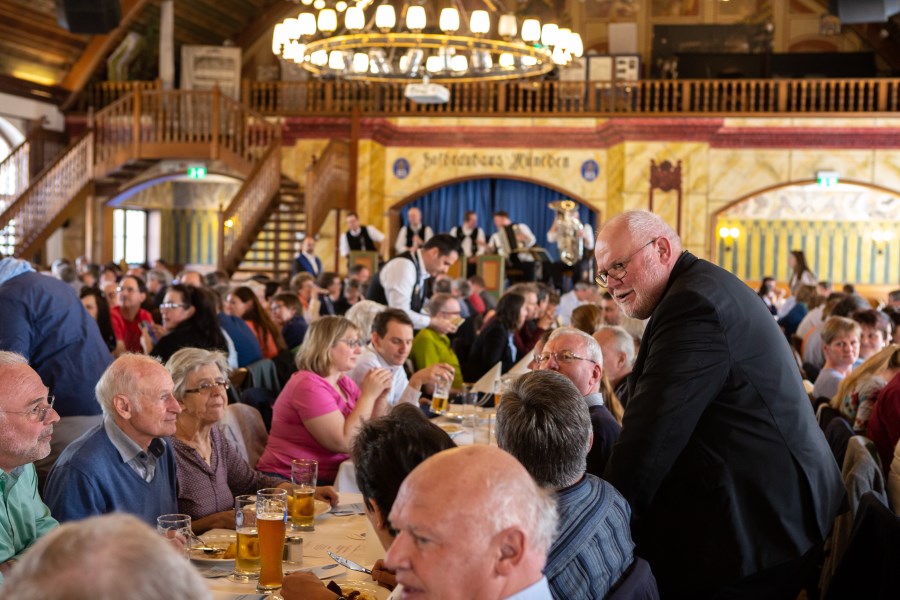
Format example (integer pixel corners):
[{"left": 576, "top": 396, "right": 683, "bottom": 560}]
[{"left": 0, "top": 352, "right": 59, "bottom": 583}]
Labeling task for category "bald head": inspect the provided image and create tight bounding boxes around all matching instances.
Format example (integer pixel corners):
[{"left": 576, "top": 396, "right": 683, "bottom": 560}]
[
  {"left": 386, "top": 446, "right": 558, "bottom": 599},
  {"left": 595, "top": 211, "right": 682, "bottom": 320}
]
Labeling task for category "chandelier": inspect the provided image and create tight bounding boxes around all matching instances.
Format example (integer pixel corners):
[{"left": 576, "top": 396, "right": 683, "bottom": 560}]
[{"left": 271, "top": 1, "right": 584, "bottom": 83}]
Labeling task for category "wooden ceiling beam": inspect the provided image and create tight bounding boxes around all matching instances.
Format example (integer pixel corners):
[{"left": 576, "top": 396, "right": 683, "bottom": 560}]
[
  {"left": 59, "top": 0, "right": 153, "bottom": 109},
  {"left": 0, "top": 73, "right": 68, "bottom": 105}
]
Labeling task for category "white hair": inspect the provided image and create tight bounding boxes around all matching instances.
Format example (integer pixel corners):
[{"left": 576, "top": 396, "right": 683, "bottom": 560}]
[
  {"left": 596, "top": 325, "right": 636, "bottom": 368},
  {"left": 0, "top": 351, "right": 27, "bottom": 367},
  {"left": 548, "top": 326, "right": 603, "bottom": 367},
  {"left": 345, "top": 300, "right": 386, "bottom": 343},
  {"left": 607, "top": 210, "right": 682, "bottom": 251},
  {"left": 486, "top": 470, "right": 559, "bottom": 557},
  {"left": 0, "top": 513, "right": 211, "bottom": 600},
  {"left": 95, "top": 354, "right": 164, "bottom": 416},
  {"left": 165, "top": 347, "right": 230, "bottom": 400}
]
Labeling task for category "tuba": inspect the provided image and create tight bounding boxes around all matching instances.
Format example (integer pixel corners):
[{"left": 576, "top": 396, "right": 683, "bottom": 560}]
[{"left": 549, "top": 200, "right": 584, "bottom": 266}]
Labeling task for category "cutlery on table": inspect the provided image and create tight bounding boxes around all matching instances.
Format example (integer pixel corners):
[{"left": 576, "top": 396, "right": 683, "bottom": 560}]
[{"left": 327, "top": 550, "right": 372, "bottom": 574}]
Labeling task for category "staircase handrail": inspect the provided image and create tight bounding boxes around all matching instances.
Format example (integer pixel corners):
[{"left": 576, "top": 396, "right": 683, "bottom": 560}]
[
  {"left": 0, "top": 138, "right": 31, "bottom": 209},
  {"left": 0, "top": 132, "right": 94, "bottom": 255},
  {"left": 219, "top": 141, "right": 282, "bottom": 273},
  {"left": 305, "top": 139, "right": 352, "bottom": 238}
]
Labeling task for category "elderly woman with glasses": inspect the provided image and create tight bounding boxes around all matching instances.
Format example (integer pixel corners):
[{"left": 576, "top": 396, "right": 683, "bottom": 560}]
[
  {"left": 257, "top": 316, "right": 393, "bottom": 485},
  {"left": 166, "top": 347, "right": 336, "bottom": 533}
]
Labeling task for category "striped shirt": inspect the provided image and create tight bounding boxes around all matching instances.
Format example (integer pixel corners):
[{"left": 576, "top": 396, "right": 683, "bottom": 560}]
[{"left": 545, "top": 474, "right": 635, "bottom": 600}]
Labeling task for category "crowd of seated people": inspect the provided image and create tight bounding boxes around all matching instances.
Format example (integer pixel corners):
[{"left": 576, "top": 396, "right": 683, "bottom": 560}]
[{"left": 6, "top": 221, "right": 900, "bottom": 600}]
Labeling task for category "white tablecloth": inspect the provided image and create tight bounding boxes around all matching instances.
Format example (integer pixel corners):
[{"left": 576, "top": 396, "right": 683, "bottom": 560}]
[{"left": 201, "top": 493, "right": 383, "bottom": 598}]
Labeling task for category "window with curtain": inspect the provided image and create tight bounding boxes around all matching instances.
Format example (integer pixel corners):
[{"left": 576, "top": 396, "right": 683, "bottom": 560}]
[{"left": 400, "top": 178, "right": 596, "bottom": 262}]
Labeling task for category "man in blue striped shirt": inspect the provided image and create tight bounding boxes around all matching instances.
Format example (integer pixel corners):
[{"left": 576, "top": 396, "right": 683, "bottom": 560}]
[{"left": 497, "top": 370, "right": 642, "bottom": 600}]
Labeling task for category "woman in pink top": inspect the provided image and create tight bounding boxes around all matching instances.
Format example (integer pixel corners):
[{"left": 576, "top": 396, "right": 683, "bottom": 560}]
[{"left": 256, "top": 316, "right": 392, "bottom": 484}]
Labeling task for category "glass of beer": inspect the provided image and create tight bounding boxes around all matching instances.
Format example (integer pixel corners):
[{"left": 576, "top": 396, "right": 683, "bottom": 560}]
[
  {"left": 431, "top": 375, "right": 451, "bottom": 414},
  {"left": 290, "top": 459, "right": 318, "bottom": 531},
  {"left": 256, "top": 488, "right": 287, "bottom": 593},
  {"left": 156, "top": 514, "right": 191, "bottom": 559},
  {"left": 229, "top": 495, "right": 260, "bottom": 583}
]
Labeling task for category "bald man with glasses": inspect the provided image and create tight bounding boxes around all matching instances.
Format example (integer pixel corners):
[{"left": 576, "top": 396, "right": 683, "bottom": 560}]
[
  {"left": 0, "top": 352, "right": 59, "bottom": 583},
  {"left": 535, "top": 327, "right": 621, "bottom": 477}
]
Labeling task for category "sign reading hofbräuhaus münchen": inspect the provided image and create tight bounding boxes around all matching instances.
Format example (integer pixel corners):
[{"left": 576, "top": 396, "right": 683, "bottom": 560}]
[{"left": 423, "top": 151, "right": 570, "bottom": 171}]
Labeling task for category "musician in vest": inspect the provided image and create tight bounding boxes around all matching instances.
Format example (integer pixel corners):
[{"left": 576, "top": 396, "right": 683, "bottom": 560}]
[
  {"left": 291, "top": 236, "right": 322, "bottom": 277},
  {"left": 339, "top": 212, "right": 385, "bottom": 260},
  {"left": 394, "top": 207, "right": 434, "bottom": 256},
  {"left": 449, "top": 210, "right": 487, "bottom": 278},
  {"left": 367, "top": 234, "right": 462, "bottom": 335},
  {"left": 489, "top": 211, "right": 537, "bottom": 283}
]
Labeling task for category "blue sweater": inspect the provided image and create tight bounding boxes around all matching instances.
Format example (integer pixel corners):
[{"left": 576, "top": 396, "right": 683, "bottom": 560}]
[
  {"left": 545, "top": 474, "right": 635, "bottom": 600},
  {"left": 43, "top": 424, "right": 179, "bottom": 527}
]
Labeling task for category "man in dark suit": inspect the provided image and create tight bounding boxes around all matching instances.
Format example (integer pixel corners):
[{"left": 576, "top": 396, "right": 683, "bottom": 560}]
[
  {"left": 291, "top": 237, "right": 322, "bottom": 277},
  {"left": 595, "top": 210, "right": 844, "bottom": 599}
]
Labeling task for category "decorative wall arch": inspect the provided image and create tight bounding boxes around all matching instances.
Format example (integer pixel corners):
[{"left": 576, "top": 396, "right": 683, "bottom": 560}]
[{"left": 709, "top": 179, "right": 900, "bottom": 285}]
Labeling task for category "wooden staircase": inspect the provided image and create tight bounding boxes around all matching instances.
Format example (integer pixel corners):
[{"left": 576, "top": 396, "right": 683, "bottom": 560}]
[
  {"left": 231, "top": 176, "right": 307, "bottom": 282},
  {"left": 0, "top": 89, "right": 286, "bottom": 275}
]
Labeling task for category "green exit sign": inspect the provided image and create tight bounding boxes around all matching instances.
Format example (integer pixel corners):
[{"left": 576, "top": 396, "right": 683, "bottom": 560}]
[
  {"left": 187, "top": 166, "right": 207, "bottom": 179},
  {"left": 816, "top": 171, "right": 839, "bottom": 188}
]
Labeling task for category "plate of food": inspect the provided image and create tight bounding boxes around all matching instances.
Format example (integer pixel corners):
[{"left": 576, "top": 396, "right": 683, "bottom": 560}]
[
  {"left": 315, "top": 498, "right": 332, "bottom": 518},
  {"left": 436, "top": 422, "right": 464, "bottom": 437},
  {"left": 326, "top": 579, "right": 389, "bottom": 600},
  {"left": 190, "top": 531, "right": 237, "bottom": 566}
]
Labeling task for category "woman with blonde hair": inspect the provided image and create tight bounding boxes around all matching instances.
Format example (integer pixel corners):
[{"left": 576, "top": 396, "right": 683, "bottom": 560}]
[
  {"left": 831, "top": 344, "right": 900, "bottom": 433},
  {"left": 256, "top": 316, "right": 392, "bottom": 484}
]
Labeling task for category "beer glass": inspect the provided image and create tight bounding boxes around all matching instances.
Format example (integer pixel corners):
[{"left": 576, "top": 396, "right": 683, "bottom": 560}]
[
  {"left": 290, "top": 459, "right": 318, "bottom": 531},
  {"left": 431, "top": 375, "right": 451, "bottom": 414},
  {"left": 156, "top": 514, "right": 191, "bottom": 559},
  {"left": 256, "top": 488, "right": 287, "bottom": 593},
  {"left": 229, "top": 495, "right": 260, "bottom": 582}
]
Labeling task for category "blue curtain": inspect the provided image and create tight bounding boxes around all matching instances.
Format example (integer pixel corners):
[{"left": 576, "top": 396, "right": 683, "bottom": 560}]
[{"left": 401, "top": 178, "right": 596, "bottom": 261}]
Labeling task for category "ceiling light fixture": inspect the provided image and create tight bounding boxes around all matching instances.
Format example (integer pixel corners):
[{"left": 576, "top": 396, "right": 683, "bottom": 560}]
[{"left": 272, "top": 1, "right": 583, "bottom": 83}]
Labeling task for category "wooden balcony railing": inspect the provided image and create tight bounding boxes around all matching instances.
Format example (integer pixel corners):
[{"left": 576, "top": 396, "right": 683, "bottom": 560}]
[
  {"left": 93, "top": 88, "right": 281, "bottom": 175},
  {"left": 306, "top": 139, "right": 352, "bottom": 238},
  {"left": 241, "top": 77, "right": 900, "bottom": 116},
  {"left": 74, "top": 80, "right": 162, "bottom": 113},
  {"left": 220, "top": 142, "right": 282, "bottom": 273}
]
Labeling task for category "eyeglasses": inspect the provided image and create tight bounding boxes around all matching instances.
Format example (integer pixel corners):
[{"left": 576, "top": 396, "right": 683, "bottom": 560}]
[
  {"left": 160, "top": 302, "right": 190, "bottom": 310},
  {"left": 183, "top": 380, "right": 230, "bottom": 395},
  {"left": 117, "top": 286, "right": 140, "bottom": 293},
  {"left": 595, "top": 238, "right": 658, "bottom": 288},
  {"left": 336, "top": 338, "right": 365, "bottom": 348},
  {"left": 0, "top": 395, "right": 56, "bottom": 423},
  {"left": 535, "top": 351, "right": 597, "bottom": 366}
]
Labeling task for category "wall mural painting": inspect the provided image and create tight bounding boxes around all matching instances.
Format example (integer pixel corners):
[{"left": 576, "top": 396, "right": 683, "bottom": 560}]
[{"left": 651, "top": 0, "right": 700, "bottom": 18}]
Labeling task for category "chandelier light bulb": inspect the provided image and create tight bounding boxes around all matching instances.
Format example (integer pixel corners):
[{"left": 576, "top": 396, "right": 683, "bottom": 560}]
[
  {"left": 522, "top": 55, "right": 538, "bottom": 66},
  {"left": 311, "top": 49, "right": 328, "bottom": 66},
  {"left": 335, "top": 1, "right": 347, "bottom": 12},
  {"left": 450, "top": 54, "right": 468, "bottom": 72},
  {"left": 352, "top": 52, "right": 369, "bottom": 73},
  {"left": 556, "top": 28, "right": 571, "bottom": 52},
  {"left": 328, "top": 50, "right": 346, "bottom": 70},
  {"left": 540, "top": 23, "right": 558, "bottom": 47},
  {"left": 345, "top": 6, "right": 364, "bottom": 30},
  {"left": 498, "top": 14, "right": 517, "bottom": 39},
  {"left": 318, "top": 8, "right": 338, "bottom": 33},
  {"left": 440, "top": 8, "right": 460, "bottom": 33},
  {"left": 375, "top": 4, "right": 396, "bottom": 31},
  {"left": 272, "top": 23, "right": 287, "bottom": 54},
  {"left": 425, "top": 55, "right": 443, "bottom": 72},
  {"left": 521, "top": 19, "right": 540, "bottom": 43},
  {"left": 282, "top": 18, "right": 301, "bottom": 41},
  {"left": 297, "top": 12, "right": 317, "bottom": 36},
  {"left": 406, "top": 6, "right": 426, "bottom": 31},
  {"left": 470, "top": 10, "right": 490, "bottom": 35},
  {"left": 313, "top": 0, "right": 325, "bottom": 9},
  {"left": 301, "top": 0, "right": 313, "bottom": 5},
  {"left": 570, "top": 32, "right": 584, "bottom": 58},
  {"left": 551, "top": 45, "right": 567, "bottom": 65},
  {"left": 498, "top": 52, "right": 515, "bottom": 68}
]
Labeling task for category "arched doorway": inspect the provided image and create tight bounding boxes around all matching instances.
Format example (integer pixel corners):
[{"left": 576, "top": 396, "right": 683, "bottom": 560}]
[
  {"left": 392, "top": 176, "right": 597, "bottom": 263},
  {"left": 712, "top": 180, "right": 900, "bottom": 286}
]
